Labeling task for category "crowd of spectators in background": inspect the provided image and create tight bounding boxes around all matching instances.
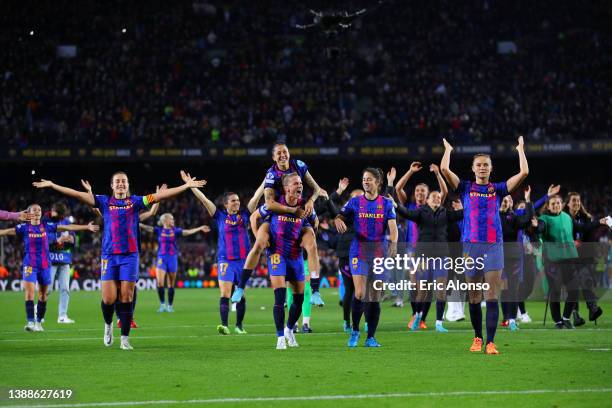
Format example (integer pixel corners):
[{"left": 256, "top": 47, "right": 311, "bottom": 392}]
[{"left": 1, "top": 0, "right": 610, "bottom": 148}]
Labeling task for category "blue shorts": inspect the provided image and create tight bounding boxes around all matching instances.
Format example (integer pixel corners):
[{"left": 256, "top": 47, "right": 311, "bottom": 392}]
[
  {"left": 462, "top": 242, "right": 504, "bottom": 278},
  {"left": 101, "top": 253, "right": 139, "bottom": 282},
  {"left": 22, "top": 266, "right": 51, "bottom": 286},
  {"left": 156, "top": 254, "right": 178, "bottom": 273},
  {"left": 218, "top": 259, "right": 245, "bottom": 284},
  {"left": 268, "top": 254, "right": 304, "bottom": 282},
  {"left": 350, "top": 257, "right": 389, "bottom": 279}
]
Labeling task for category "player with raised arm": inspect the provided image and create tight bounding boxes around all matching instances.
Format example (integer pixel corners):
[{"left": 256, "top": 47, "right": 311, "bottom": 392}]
[
  {"left": 0, "top": 204, "right": 98, "bottom": 332},
  {"left": 185, "top": 171, "right": 264, "bottom": 335},
  {"left": 83, "top": 181, "right": 163, "bottom": 329},
  {"left": 440, "top": 136, "right": 529, "bottom": 355},
  {"left": 140, "top": 213, "right": 209, "bottom": 313},
  {"left": 335, "top": 168, "right": 398, "bottom": 347},
  {"left": 33, "top": 171, "right": 205, "bottom": 349},
  {"left": 232, "top": 143, "right": 326, "bottom": 306},
  {"left": 392, "top": 164, "right": 461, "bottom": 333},
  {"left": 395, "top": 162, "right": 432, "bottom": 323}
]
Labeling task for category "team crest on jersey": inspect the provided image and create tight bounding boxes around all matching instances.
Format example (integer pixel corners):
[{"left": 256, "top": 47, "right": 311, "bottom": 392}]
[
  {"left": 377, "top": 205, "right": 383, "bottom": 210},
  {"left": 488, "top": 186, "right": 494, "bottom": 193}
]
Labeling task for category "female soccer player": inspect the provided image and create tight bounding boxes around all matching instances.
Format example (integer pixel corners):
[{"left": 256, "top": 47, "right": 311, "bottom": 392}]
[
  {"left": 0, "top": 204, "right": 98, "bottom": 332},
  {"left": 183, "top": 171, "right": 264, "bottom": 335},
  {"left": 258, "top": 172, "right": 317, "bottom": 349},
  {"left": 140, "top": 213, "right": 209, "bottom": 313},
  {"left": 48, "top": 202, "right": 78, "bottom": 323},
  {"left": 395, "top": 163, "right": 448, "bottom": 330},
  {"left": 565, "top": 191, "right": 604, "bottom": 324},
  {"left": 537, "top": 195, "right": 609, "bottom": 328},
  {"left": 392, "top": 164, "right": 463, "bottom": 333},
  {"left": 498, "top": 187, "right": 534, "bottom": 331},
  {"left": 232, "top": 143, "right": 326, "bottom": 305},
  {"left": 513, "top": 184, "right": 559, "bottom": 323},
  {"left": 440, "top": 136, "right": 529, "bottom": 355},
  {"left": 395, "top": 162, "right": 432, "bottom": 323},
  {"left": 33, "top": 171, "right": 205, "bottom": 349},
  {"left": 84, "top": 181, "right": 163, "bottom": 329},
  {"left": 334, "top": 168, "right": 398, "bottom": 347}
]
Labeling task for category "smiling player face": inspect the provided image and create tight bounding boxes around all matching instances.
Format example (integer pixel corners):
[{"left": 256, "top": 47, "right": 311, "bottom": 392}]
[
  {"left": 28, "top": 204, "right": 42, "bottom": 224},
  {"left": 547, "top": 197, "right": 564, "bottom": 215},
  {"left": 501, "top": 195, "right": 513, "bottom": 212},
  {"left": 224, "top": 194, "right": 241, "bottom": 214},
  {"left": 568, "top": 194, "right": 581, "bottom": 213},
  {"left": 426, "top": 191, "right": 442, "bottom": 210},
  {"left": 273, "top": 144, "right": 290, "bottom": 169},
  {"left": 362, "top": 171, "right": 379, "bottom": 195},
  {"left": 472, "top": 156, "right": 492, "bottom": 183},
  {"left": 414, "top": 184, "right": 429, "bottom": 203},
  {"left": 111, "top": 173, "right": 129, "bottom": 198}
]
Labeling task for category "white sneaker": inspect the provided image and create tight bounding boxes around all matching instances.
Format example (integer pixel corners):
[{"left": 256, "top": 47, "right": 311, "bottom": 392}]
[
  {"left": 58, "top": 316, "right": 75, "bottom": 324},
  {"left": 276, "top": 336, "right": 287, "bottom": 350},
  {"left": 104, "top": 323, "right": 114, "bottom": 347},
  {"left": 34, "top": 322, "right": 44, "bottom": 332},
  {"left": 284, "top": 326, "right": 299, "bottom": 347},
  {"left": 519, "top": 312, "right": 532, "bottom": 323},
  {"left": 24, "top": 321, "right": 35, "bottom": 332},
  {"left": 231, "top": 302, "right": 237, "bottom": 312},
  {"left": 120, "top": 335, "right": 133, "bottom": 350}
]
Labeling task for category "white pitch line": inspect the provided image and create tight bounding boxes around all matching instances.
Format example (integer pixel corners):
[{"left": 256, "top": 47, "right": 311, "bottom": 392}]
[
  {"left": 1, "top": 388, "right": 611, "bottom": 408},
  {"left": 587, "top": 348, "right": 611, "bottom": 351}
]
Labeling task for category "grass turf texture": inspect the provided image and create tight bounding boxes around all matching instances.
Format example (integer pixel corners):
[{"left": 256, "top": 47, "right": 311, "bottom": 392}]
[{"left": 0, "top": 289, "right": 611, "bottom": 408}]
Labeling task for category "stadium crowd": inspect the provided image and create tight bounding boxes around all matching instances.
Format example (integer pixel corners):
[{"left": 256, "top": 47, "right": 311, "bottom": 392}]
[{"left": 1, "top": 0, "right": 610, "bottom": 147}]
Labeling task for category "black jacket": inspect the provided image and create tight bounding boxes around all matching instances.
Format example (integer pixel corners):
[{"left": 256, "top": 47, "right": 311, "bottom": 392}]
[
  {"left": 396, "top": 204, "right": 463, "bottom": 256},
  {"left": 500, "top": 202, "right": 534, "bottom": 259}
]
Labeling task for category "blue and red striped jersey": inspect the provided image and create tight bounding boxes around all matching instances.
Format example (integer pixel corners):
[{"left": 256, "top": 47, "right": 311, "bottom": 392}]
[
  {"left": 15, "top": 222, "right": 57, "bottom": 269},
  {"left": 261, "top": 197, "right": 316, "bottom": 260},
  {"left": 154, "top": 227, "right": 183, "bottom": 256},
  {"left": 405, "top": 202, "right": 420, "bottom": 249},
  {"left": 214, "top": 209, "right": 251, "bottom": 261},
  {"left": 340, "top": 194, "right": 396, "bottom": 260},
  {"left": 456, "top": 180, "right": 508, "bottom": 243},
  {"left": 95, "top": 195, "right": 149, "bottom": 255},
  {"left": 264, "top": 159, "right": 309, "bottom": 197}
]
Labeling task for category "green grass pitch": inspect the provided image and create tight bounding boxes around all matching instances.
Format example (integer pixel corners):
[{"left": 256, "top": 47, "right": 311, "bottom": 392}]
[{"left": 0, "top": 289, "right": 611, "bottom": 408}]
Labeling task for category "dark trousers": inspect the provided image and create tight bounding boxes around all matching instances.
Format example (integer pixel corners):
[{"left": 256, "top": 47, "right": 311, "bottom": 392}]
[{"left": 545, "top": 261, "right": 579, "bottom": 323}]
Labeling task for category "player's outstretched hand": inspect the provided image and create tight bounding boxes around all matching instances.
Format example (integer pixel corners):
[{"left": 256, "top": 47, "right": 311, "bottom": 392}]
[
  {"left": 547, "top": 184, "right": 561, "bottom": 196},
  {"left": 516, "top": 135, "right": 525, "bottom": 150},
  {"left": 409, "top": 162, "right": 422, "bottom": 173},
  {"left": 387, "top": 167, "right": 397, "bottom": 185},
  {"left": 319, "top": 189, "right": 329, "bottom": 200},
  {"left": 32, "top": 179, "right": 54, "bottom": 189},
  {"left": 157, "top": 184, "right": 168, "bottom": 193},
  {"left": 429, "top": 163, "right": 440, "bottom": 174},
  {"left": 531, "top": 217, "right": 539, "bottom": 228},
  {"left": 81, "top": 179, "right": 92, "bottom": 193},
  {"left": 524, "top": 185, "right": 531, "bottom": 201},
  {"left": 87, "top": 222, "right": 100, "bottom": 232},
  {"left": 442, "top": 138, "right": 453, "bottom": 152},
  {"left": 304, "top": 199, "right": 315, "bottom": 217},
  {"left": 201, "top": 225, "right": 211, "bottom": 233},
  {"left": 180, "top": 170, "right": 207, "bottom": 188},
  {"left": 338, "top": 178, "right": 349, "bottom": 194},
  {"left": 18, "top": 210, "right": 32, "bottom": 222},
  {"left": 334, "top": 217, "right": 347, "bottom": 233}
]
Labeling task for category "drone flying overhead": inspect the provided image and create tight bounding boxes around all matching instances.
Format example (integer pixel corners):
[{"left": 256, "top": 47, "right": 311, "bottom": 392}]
[{"left": 295, "top": 1, "right": 385, "bottom": 37}]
